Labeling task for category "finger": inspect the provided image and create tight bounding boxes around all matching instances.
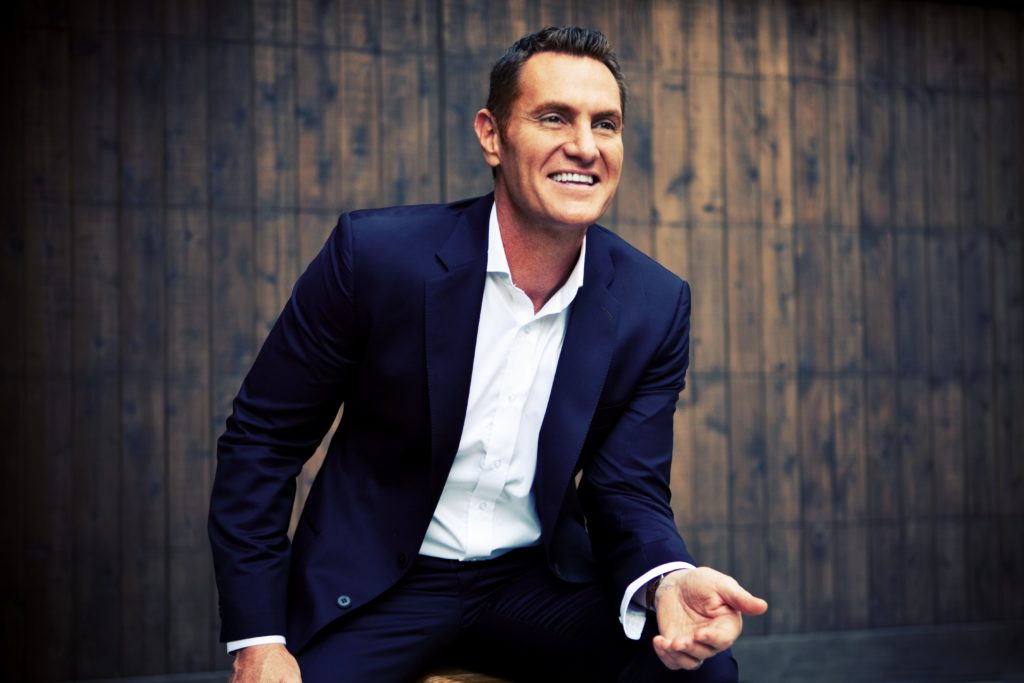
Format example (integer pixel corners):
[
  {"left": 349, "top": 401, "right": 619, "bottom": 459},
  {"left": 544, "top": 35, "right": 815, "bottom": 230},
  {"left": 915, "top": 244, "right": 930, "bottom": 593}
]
[
  {"left": 718, "top": 580, "right": 769, "bottom": 615},
  {"left": 653, "top": 636, "right": 706, "bottom": 671},
  {"left": 693, "top": 621, "right": 741, "bottom": 651},
  {"left": 653, "top": 634, "right": 719, "bottom": 663}
]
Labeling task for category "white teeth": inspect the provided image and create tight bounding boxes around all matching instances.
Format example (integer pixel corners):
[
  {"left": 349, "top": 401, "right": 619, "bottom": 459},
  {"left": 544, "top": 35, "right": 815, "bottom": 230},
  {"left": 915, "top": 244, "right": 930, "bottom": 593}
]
[{"left": 550, "top": 172, "right": 595, "bottom": 185}]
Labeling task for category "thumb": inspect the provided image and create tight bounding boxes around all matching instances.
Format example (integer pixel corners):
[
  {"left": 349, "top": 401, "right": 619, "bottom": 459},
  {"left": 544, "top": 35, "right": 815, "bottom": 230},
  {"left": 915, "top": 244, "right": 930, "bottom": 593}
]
[{"left": 719, "top": 580, "right": 768, "bottom": 615}]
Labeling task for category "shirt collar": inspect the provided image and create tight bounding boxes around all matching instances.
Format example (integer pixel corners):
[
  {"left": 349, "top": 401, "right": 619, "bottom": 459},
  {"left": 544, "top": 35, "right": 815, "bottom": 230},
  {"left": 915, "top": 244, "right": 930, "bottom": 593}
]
[{"left": 486, "top": 203, "right": 586, "bottom": 315}]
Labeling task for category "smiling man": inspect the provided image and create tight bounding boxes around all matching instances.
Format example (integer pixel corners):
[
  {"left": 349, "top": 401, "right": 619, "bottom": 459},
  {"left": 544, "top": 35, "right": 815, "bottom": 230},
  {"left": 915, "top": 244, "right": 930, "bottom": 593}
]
[{"left": 210, "top": 26, "right": 766, "bottom": 683}]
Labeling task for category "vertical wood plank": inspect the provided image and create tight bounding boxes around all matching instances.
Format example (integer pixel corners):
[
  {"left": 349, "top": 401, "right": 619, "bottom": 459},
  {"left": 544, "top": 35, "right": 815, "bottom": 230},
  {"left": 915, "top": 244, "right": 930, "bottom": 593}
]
[
  {"left": 793, "top": 81, "right": 825, "bottom": 227},
  {"left": 994, "top": 236, "right": 1024, "bottom": 618},
  {"left": 730, "top": 375, "right": 766, "bottom": 526},
  {"left": 690, "top": 377, "right": 730, "bottom": 531},
  {"left": 616, "top": 60, "right": 654, "bottom": 227},
  {"left": 443, "top": 53, "right": 490, "bottom": 201},
  {"left": 727, "top": 227, "right": 761, "bottom": 374},
  {"left": 859, "top": 81, "right": 891, "bottom": 229},
  {"left": 892, "top": 85, "right": 926, "bottom": 228},
  {"left": 826, "top": 83, "right": 858, "bottom": 228},
  {"left": 24, "top": 202, "right": 75, "bottom": 682},
  {"left": 380, "top": 53, "right": 442, "bottom": 206},
  {"left": 71, "top": 204, "right": 122, "bottom": 679},
  {"left": 686, "top": 74, "right": 723, "bottom": 226},
  {"left": 765, "top": 381, "right": 801, "bottom": 632},
  {"left": 830, "top": 232, "right": 863, "bottom": 374},
  {"left": 798, "top": 377, "right": 833, "bottom": 524},
  {"left": 68, "top": 23, "right": 120, "bottom": 675},
  {"left": 861, "top": 229, "right": 896, "bottom": 374},
  {"left": 834, "top": 522, "right": 869, "bottom": 628},
  {"left": 339, "top": 50, "right": 382, "bottom": 211},
  {"left": 120, "top": 207, "right": 168, "bottom": 676},
  {"left": 254, "top": 0, "right": 295, "bottom": 43},
  {"left": 988, "top": 94, "right": 1021, "bottom": 230},
  {"left": 756, "top": 78, "right": 793, "bottom": 230},
  {"left": 297, "top": 0, "right": 339, "bottom": 45},
  {"left": 166, "top": 207, "right": 213, "bottom": 672},
  {"left": 120, "top": 36, "right": 164, "bottom": 207},
  {"left": 957, "top": 93, "right": 987, "bottom": 231},
  {"left": 651, "top": 71, "right": 687, "bottom": 227},
  {"left": 767, "top": 523, "right": 802, "bottom": 633},
  {"left": 24, "top": 30, "right": 70, "bottom": 204},
  {"left": 685, "top": 0, "right": 720, "bottom": 74},
  {"left": 254, "top": 43, "right": 297, "bottom": 210},
  {"left": 254, "top": 210, "right": 299, "bottom": 340},
  {"left": 297, "top": 46, "right": 342, "bottom": 210},
  {"left": 690, "top": 226, "right": 727, "bottom": 376},
  {"left": 960, "top": 232, "right": 999, "bottom": 620},
  {"left": 0, "top": 24, "right": 26, "bottom": 677},
  {"left": 927, "top": 233, "right": 967, "bottom": 622},
  {"left": 70, "top": 31, "right": 117, "bottom": 205},
  {"left": 789, "top": 0, "right": 823, "bottom": 80},
  {"left": 923, "top": 90, "right": 957, "bottom": 231},
  {"left": 165, "top": 37, "right": 208, "bottom": 207},
  {"left": 209, "top": 40, "right": 254, "bottom": 208},
  {"left": 954, "top": 5, "right": 986, "bottom": 93},
  {"left": 822, "top": 0, "right": 856, "bottom": 81},
  {"left": 858, "top": 0, "right": 891, "bottom": 84},
  {"left": 795, "top": 231, "right": 829, "bottom": 374},
  {"left": 890, "top": 0, "right": 925, "bottom": 86},
  {"left": 865, "top": 378, "right": 904, "bottom": 626},
  {"left": 208, "top": 0, "right": 253, "bottom": 41},
  {"left": 164, "top": 0, "right": 207, "bottom": 37},
  {"left": 724, "top": 76, "right": 759, "bottom": 227},
  {"left": 722, "top": 0, "right": 756, "bottom": 76},
  {"left": 761, "top": 227, "right": 796, "bottom": 375},
  {"left": 803, "top": 519, "right": 836, "bottom": 629},
  {"left": 756, "top": 0, "right": 790, "bottom": 78},
  {"left": 923, "top": 3, "right": 955, "bottom": 89}
]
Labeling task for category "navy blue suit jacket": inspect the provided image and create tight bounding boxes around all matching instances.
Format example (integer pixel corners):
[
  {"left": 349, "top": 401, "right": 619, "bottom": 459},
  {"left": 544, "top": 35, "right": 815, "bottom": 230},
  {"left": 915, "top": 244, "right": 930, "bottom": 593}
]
[{"left": 209, "top": 194, "right": 695, "bottom": 653}]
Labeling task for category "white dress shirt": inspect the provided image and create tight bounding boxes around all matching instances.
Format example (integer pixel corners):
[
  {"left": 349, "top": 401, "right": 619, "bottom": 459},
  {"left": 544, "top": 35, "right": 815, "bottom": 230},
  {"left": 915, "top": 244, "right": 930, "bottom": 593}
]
[{"left": 226, "top": 204, "right": 690, "bottom": 652}]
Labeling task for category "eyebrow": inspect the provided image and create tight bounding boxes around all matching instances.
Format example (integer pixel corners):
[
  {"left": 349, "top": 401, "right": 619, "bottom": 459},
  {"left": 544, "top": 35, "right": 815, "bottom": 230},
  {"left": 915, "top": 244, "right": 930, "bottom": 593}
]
[{"left": 528, "top": 101, "right": 622, "bottom": 121}]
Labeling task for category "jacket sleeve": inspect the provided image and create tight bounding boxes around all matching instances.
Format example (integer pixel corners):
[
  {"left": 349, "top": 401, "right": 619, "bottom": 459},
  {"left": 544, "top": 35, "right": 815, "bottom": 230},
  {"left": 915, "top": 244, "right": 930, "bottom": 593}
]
[
  {"left": 577, "top": 280, "right": 695, "bottom": 598},
  {"left": 208, "top": 213, "right": 360, "bottom": 642}
]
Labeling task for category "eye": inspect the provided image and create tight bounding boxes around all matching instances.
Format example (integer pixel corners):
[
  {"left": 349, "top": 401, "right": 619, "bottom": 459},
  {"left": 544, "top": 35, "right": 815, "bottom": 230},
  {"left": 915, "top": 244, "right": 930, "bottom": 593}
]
[
  {"left": 595, "top": 119, "right": 619, "bottom": 133},
  {"left": 540, "top": 114, "right": 566, "bottom": 125}
]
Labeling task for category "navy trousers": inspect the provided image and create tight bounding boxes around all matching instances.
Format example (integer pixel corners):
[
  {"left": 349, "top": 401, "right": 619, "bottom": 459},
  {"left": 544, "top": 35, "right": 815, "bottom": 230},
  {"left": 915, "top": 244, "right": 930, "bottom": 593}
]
[{"left": 295, "top": 548, "right": 738, "bottom": 683}]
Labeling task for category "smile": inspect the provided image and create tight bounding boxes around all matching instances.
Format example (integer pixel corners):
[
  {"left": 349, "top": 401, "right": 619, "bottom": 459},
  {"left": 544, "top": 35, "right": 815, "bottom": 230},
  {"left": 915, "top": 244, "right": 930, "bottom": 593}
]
[{"left": 549, "top": 172, "right": 596, "bottom": 185}]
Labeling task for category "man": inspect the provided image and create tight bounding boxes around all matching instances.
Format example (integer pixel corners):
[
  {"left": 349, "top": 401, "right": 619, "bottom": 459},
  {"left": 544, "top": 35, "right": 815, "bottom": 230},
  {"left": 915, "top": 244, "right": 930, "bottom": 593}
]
[{"left": 210, "top": 26, "right": 766, "bottom": 683}]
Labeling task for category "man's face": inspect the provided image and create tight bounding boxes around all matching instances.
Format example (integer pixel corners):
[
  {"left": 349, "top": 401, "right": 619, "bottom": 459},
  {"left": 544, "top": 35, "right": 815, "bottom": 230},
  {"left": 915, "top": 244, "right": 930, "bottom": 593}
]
[{"left": 477, "top": 52, "right": 624, "bottom": 234}]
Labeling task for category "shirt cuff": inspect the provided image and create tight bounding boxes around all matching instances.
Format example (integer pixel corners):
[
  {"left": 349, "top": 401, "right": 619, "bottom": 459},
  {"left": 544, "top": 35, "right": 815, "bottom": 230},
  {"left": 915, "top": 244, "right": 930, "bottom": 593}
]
[
  {"left": 619, "top": 562, "right": 695, "bottom": 640},
  {"left": 226, "top": 635, "right": 287, "bottom": 654}
]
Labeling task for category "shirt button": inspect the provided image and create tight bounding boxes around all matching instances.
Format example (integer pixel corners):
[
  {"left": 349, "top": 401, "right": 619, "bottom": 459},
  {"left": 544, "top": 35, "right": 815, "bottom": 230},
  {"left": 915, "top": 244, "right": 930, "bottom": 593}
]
[
  {"left": 397, "top": 552, "right": 408, "bottom": 568},
  {"left": 492, "top": 459, "right": 503, "bottom": 469},
  {"left": 478, "top": 502, "right": 489, "bottom": 511},
  {"left": 523, "top": 326, "right": 532, "bottom": 335},
  {"left": 336, "top": 595, "right": 352, "bottom": 608}
]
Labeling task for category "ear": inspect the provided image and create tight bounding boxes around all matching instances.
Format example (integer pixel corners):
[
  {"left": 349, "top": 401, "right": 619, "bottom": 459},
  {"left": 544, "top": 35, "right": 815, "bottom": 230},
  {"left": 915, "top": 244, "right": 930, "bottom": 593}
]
[{"left": 474, "top": 108, "right": 501, "bottom": 169}]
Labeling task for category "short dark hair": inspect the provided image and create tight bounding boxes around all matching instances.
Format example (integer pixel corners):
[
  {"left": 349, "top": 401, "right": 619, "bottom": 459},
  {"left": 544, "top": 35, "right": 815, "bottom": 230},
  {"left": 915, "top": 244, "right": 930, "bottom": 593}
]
[{"left": 486, "top": 26, "right": 627, "bottom": 135}]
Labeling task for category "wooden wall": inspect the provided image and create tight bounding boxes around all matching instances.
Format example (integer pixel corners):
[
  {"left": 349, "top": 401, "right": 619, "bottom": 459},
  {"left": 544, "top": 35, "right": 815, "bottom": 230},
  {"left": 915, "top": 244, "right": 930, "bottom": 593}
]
[{"left": 3, "top": 0, "right": 1022, "bottom": 680}]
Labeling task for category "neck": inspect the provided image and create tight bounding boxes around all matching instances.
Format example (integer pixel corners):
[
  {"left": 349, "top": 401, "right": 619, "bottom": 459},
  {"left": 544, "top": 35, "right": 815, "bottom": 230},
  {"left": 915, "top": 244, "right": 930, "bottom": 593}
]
[{"left": 494, "top": 193, "right": 585, "bottom": 313}]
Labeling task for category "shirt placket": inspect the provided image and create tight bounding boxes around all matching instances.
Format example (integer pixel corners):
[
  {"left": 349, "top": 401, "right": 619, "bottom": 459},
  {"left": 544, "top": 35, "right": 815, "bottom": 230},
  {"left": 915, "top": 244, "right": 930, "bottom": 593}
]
[{"left": 464, "top": 311, "right": 541, "bottom": 556}]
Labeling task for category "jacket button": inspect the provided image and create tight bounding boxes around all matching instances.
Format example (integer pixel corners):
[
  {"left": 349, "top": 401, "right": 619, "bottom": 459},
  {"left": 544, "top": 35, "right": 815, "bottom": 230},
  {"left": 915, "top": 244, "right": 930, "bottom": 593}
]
[
  {"left": 336, "top": 594, "right": 352, "bottom": 608},
  {"left": 397, "top": 552, "right": 408, "bottom": 568}
]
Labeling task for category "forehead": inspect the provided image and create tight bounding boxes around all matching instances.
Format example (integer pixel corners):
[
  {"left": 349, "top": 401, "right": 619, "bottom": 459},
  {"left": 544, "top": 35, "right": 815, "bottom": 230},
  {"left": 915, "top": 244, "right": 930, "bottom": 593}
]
[{"left": 513, "top": 52, "right": 622, "bottom": 114}]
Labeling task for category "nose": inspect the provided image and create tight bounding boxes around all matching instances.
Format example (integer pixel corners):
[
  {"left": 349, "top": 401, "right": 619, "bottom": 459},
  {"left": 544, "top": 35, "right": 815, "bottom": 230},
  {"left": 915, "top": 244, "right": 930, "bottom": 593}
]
[{"left": 564, "top": 122, "right": 598, "bottom": 164}]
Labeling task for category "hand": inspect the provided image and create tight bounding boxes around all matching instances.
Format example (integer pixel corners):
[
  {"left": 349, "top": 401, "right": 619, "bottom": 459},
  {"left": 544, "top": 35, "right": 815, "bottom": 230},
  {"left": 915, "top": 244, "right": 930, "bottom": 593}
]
[
  {"left": 229, "top": 643, "right": 302, "bottom": 683},
  {"left": 652, "top": 567, "right": 767, "bottom": 671}
]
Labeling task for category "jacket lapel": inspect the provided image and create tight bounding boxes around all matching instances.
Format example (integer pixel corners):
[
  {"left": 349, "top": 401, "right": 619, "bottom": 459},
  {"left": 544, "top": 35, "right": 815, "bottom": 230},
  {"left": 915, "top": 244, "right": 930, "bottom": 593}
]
[
  {"left": 424, "top": 195, "right": 491, "bottom": 489},
  {"left": 534, "top": 229, "right": 620, "bottom": 535}
]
